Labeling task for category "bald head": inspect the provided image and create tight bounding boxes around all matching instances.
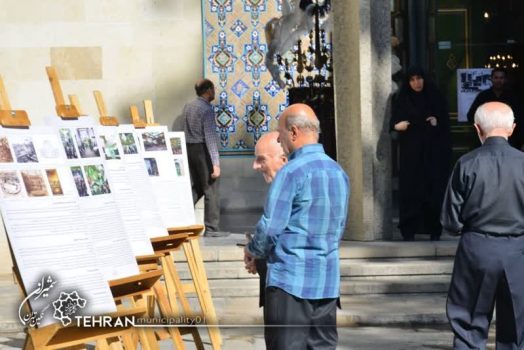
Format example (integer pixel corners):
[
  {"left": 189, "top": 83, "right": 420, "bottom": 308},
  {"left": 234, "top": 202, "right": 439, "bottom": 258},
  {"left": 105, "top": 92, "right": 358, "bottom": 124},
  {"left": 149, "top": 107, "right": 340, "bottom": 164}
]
[
  {"left": 280, "top": 104, "right": 320, "bottom": 132},
  {"left": 253, "top": 131, "right": 287, "bottom": 183},
  {"left": 277, "top": 103, "right": 320, "bottom": 154},
  {"left": 474, "top": 102, "right": 515, "bottom": 142},
  {"left": 256, "top": 131, "right": 282, "bottom": 155}
]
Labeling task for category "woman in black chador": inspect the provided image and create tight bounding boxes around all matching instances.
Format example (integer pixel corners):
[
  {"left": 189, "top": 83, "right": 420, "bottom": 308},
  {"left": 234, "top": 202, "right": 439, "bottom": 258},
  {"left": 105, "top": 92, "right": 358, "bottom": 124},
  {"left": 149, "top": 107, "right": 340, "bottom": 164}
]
[{"left": 391, "top": 66, "right": 452, "bottom": 241}]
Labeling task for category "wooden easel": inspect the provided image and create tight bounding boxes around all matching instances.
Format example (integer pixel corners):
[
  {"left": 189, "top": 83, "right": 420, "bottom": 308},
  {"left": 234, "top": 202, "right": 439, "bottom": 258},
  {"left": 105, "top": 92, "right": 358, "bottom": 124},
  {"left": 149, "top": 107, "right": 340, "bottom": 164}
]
[
  {"left": 130, "top": 104, "right": 147, "bottom": 128},
  {"left": 131, "top": 101, "right": 222, "bottom": 348},
  {"left": 93, "top": 89, "right": 192, "bottom": 349},
  {"left": 163, "top": 225, "right": 223, "bottom": 349},
  {"left": 45, "top": 66, "right": 82, "bottom": 119},
  {"left": 0, "top": 75, "right": 31, "bottom": 127},
  {"left": 143, "top": 226, "right": 223, "bottom": 349},
  {"left": 93, "top": 90, "right": 119, "bottom": 126},
  {"left": 43, "top": 67, "right": 193, "bottom": 349},
  {"left": 1, "top": 75, "right": 162, "bottom": 350}
]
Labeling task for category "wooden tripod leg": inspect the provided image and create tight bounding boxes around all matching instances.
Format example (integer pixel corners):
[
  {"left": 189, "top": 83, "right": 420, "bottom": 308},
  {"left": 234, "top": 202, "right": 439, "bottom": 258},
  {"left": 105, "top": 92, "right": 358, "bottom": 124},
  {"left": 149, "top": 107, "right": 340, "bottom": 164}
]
[
  {"left": 161, "top": 255, "right": 193, "bottom": 315},
  {"left": 121, "top": 332, "right": 136, "bottom": 350},
  {"left": 160, "top": 255, "right": 205, "bottom": 350},
  {"left": 107, "top": 337, "right": 124, "bottom": 350},
  {"left": 26, "top": 324, "right": 60, "bottom": 350},
  {"left": 182, "top": 240, "right": 222, "bottom": 348},
  {"left": 130, "top": 299, "right": 159, "bottom": 350},
  {"left": 152, "top": 282, "right": 188, "bottom": 350},
  {"left": 160, "top": 255, "right": 181, "bottom": 310},
  {"left": 96, "top": 338, "right": 111, "bottom": 350}
]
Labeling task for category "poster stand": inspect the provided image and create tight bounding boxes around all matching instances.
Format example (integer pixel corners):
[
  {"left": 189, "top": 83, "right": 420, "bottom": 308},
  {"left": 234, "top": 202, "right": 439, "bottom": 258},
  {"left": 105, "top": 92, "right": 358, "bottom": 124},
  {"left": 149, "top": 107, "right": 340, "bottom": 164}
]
[
  {"left": 132, "top": 101, "right": 222, "bottom": 349},
  {"left": 43, "top": 67, "right": 195, "bottom": 349},
  {"left": 0, "top": 73, "right": 161, "bottom": 349},
  {"left": 94, "top": 89, "right": 190, "bottom": 349}
]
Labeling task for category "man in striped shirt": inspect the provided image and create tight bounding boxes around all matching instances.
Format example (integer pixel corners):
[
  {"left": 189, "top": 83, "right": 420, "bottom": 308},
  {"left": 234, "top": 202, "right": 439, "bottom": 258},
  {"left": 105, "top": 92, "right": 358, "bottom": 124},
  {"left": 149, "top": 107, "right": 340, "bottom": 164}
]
[
  {"left": 245, "top": 103, "right": 350, "bottom": 350},
  {"left": 183, "top": 79, "right": 228, "bottom": 237}
]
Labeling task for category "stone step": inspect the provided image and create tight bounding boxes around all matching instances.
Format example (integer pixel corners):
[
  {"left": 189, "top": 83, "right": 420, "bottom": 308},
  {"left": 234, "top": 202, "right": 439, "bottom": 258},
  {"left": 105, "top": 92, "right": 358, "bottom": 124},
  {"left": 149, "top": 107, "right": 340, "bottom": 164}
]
[
  {"left": 174, "top": 257, "right": 454, "bottom": 280},
  {"left": 210, "top": 293, "right": 449, "bottom": 326},
  {"left": 173, "top": 237, "right": 459, "bottom": 263},
  {"left": 204, "top": 275, "right": 451, "bottom": 297}
]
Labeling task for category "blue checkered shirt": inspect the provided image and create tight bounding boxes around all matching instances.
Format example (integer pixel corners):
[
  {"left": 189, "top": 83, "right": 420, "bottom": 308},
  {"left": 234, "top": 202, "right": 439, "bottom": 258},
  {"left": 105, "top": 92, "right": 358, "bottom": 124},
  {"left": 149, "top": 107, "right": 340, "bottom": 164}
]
[
  {"left": 247, "top": 144, "right": 350, "bottom": 299},
  {"left": 183, "top": 97, "right": 220, "bottom": 165}
]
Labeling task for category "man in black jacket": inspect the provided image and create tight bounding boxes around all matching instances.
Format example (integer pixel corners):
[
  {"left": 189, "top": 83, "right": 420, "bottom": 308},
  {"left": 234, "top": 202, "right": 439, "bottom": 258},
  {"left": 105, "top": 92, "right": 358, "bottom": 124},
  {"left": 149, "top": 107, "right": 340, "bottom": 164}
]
[
  {"left": 442, "top": 101, "right": 524, "bottom": 349},
  {"left": 467, "top": 68, "right": 523, "bottom": 149}
]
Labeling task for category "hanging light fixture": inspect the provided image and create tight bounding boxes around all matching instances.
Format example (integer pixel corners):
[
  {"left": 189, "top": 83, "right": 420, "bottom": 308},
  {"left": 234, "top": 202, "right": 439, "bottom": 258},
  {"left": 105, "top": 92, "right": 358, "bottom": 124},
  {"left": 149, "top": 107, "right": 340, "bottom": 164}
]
[{"left": 485, "top": 54, "right": 519, "bottom": 69}]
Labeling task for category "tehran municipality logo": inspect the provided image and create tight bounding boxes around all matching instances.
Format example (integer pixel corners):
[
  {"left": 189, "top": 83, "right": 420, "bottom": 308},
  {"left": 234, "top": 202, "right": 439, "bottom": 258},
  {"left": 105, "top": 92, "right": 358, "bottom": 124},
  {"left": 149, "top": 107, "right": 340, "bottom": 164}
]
[
  {"left": 19, "top": 275, "right": 205, "bottom": 329},
  {"left": 52, "top": 291, "right": 87, "bottom": 326},
  {"left": 18, "top": 275, "right": 87, "bottom": 327}
]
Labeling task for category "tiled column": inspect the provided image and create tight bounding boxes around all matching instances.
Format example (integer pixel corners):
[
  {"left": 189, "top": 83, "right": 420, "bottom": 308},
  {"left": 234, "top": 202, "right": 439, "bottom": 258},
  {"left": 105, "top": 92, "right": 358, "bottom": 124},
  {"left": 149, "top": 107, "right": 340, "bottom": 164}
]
[{"left": 333, "top": 0, "right": 393, "bottom": 240}]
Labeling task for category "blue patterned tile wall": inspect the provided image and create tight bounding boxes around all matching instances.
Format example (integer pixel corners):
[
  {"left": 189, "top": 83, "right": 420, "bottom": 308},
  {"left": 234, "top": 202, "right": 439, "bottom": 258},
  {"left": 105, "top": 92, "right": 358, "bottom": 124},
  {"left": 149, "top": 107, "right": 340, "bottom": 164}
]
[{"left": 204, "top": 0, "right": 287, "bottom": 155}]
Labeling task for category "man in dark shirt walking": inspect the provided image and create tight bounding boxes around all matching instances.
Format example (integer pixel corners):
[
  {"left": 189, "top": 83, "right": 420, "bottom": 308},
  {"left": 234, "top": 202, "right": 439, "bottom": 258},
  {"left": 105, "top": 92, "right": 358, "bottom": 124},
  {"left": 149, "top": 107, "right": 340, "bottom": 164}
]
[
  {"left": 467, "top": 68, "right": 523, "bottom": 149},
  {"left": 442, "top": 101, "right": 524, "bottom": 349},
  {"left": 183, "top": 79, "right": 228, "bottom": 237}
]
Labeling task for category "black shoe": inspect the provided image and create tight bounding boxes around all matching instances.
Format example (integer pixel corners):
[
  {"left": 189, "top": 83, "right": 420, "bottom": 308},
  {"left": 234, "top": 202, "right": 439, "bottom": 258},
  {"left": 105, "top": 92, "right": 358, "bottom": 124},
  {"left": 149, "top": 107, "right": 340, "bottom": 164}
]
[
  {"left": 402, "top": 235, "right": 415, "bottom": 242},
  {"left": 430, "top": 234, "right": 441, "bottom": 241},
  {"left": 204, "top": 231, "right": 230, "bottom": 238}
]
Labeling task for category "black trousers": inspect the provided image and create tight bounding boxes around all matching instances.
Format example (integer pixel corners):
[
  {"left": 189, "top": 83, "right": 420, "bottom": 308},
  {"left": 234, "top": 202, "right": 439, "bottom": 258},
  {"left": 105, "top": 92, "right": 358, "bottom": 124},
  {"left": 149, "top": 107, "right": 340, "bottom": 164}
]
[
  {"left": 186, "top": 143, "right": 220, "bottom": 232},
  {"left": 447, "top": 232, "right": 524, "bottom": 350},
  {"left": 264, "top": 286, "right": 337, "bottom": 350},
  {"left": 256, "top": 259, "right": 267, "bottom": 307}
]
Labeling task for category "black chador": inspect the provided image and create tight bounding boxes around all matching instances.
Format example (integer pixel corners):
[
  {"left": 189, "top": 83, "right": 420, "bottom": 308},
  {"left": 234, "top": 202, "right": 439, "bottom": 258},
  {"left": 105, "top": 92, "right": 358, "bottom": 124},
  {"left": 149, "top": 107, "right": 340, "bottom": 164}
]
[{"left": 390, "top": 66, "right": 452, "bottom": 240}]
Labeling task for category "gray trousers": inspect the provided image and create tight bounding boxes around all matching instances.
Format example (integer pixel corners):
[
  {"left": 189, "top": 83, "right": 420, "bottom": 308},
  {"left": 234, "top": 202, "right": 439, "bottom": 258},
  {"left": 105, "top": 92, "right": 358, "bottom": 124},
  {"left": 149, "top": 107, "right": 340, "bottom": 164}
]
[
  {"left": 186, "top": 143, "right": 220, "bottom": 232},
  {"left": 447, "top": 232, "right": 524, "bottom": 349}
]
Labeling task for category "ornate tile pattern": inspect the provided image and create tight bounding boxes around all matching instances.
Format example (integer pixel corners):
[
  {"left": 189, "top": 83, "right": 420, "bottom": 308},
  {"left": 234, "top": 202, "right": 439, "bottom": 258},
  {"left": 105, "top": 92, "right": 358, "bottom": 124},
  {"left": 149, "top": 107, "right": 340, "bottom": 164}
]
[{"left": 204, "top": 0, "right": 287, "bottom": 154}]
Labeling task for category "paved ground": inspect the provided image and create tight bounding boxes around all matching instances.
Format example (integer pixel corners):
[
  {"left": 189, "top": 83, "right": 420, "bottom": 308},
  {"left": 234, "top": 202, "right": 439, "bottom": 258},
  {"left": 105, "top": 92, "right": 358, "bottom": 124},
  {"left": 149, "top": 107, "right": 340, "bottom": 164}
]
[
  {"left": 0, "top": 235, "right": 498, "bottom": 350},
  {"left": 0, "top": 325, "right": 500, "bottom": 349}
]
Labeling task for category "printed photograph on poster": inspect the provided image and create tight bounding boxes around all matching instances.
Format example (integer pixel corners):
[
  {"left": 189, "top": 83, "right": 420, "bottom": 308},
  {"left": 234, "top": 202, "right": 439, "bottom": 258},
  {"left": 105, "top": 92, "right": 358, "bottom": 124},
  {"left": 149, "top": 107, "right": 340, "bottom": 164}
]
[
  {"left": 71, "top": 166, "right": 89, "bottom": 197},
  {"left": 59, "top": 128, "right": 79, "bottom": 159},
  {"left": 174, "top": 159, "right": 184, "bottom": 176},
  {"left": 144, "top": 158, "right": 160, "bottom": 176},
  {"left": 457, "top": 68, "right": 492, "bottom": 122},
  {"left": 75, "top": 128, "right": 101, "bottom": 158},
  {"left": 21, "top": 170, "right": 48, "bottom": 197},
  {"left": 142, "top": 132, "right": 167, "bottom": 152},
  {"left": 119, "top": 133, "right": 138, "bottom": 154},
  {"left": 12, "top": 137, "right": 38, "bottom": 163},
  {"left": 0, "top": 137, "right": 14, "bottom": 163},
  {"left": 100, "top": 135, "right": 121, "bottom": 160},
  {"left": 170, "top": 137, "right": 183, "bottom": 155},
  {"left": 84, "top": 165, "right": 111, "bottom": 195},
  {"left": 45, "top": 169, "right": 64, "bottom": 196},
  {"left": 37, "top": 139, "right": 61, "bottom": 160},
  {"left": 0, "top": 171, "right": 23, "bottom": 197}
]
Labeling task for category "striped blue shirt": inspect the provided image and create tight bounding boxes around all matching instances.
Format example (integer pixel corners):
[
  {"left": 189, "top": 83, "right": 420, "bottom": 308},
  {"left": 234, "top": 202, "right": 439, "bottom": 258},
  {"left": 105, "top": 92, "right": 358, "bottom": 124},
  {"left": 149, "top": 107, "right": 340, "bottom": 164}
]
[
  {"left": 183, "top": 97, "right": 220, "bottom": 166},
  {"left": 247, "top": 143, "right": 350, "bottom": 299}
]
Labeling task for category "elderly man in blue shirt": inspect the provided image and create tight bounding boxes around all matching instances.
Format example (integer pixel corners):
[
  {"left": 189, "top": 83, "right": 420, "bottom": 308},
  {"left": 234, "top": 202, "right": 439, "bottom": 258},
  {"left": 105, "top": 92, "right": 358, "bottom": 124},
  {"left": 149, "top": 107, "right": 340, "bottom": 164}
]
[{"left": 244, "top": 103, "right": 350, "bottom": 350}]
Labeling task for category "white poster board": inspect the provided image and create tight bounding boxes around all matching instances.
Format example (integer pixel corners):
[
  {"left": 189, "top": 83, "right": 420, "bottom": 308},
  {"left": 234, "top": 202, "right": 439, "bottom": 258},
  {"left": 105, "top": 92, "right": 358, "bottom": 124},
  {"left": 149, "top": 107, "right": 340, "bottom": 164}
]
[
  {"left": 0, "top": 126, "right": 117, "bottom": 327},
  {"left": 134, "top": 127, "right": 195, "bottom": 229},
  {"left": 48, "top": 117, "right": 140, "bottom": 281},
  {"left": 457, "top": 68, "right": 492, "bottom": 122},
  {"left": 97, "top": 124, "right": 168, "bottom": 243}
]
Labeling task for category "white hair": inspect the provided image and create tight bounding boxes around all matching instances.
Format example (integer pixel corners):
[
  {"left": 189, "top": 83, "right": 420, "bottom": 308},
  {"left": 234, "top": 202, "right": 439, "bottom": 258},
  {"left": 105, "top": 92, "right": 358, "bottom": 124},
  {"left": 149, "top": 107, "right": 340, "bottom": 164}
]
[
  {"left": 286, "top": 114, "right": 320, "bottom": 133},
  {"left": 474, "top": 103, "right": 514, "bottom": 133}
]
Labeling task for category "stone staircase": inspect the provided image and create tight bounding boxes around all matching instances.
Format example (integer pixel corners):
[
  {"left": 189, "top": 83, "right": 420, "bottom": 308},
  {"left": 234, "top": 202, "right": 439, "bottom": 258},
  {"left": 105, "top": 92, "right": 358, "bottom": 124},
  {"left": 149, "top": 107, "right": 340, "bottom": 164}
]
[{"left": 173, "top": 236, "right": 459, "bottom": 327}]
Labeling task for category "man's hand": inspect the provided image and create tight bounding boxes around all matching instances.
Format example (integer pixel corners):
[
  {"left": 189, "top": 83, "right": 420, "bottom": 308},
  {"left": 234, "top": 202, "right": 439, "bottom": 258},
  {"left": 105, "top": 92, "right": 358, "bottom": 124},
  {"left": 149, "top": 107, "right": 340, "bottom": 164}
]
[
  {"left": 394, "top": 121, "right": 410, "bottom": 131},
  {"left": 244, "top": 247, "right": 257, "bottom": 274},
  {"left": 426, "top": 116, "right": 437, "bottom": 126},
  {"left": 211, "top": 165, "right": 221, "bottom": 179}
]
